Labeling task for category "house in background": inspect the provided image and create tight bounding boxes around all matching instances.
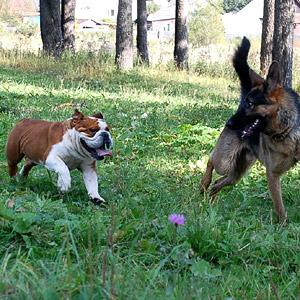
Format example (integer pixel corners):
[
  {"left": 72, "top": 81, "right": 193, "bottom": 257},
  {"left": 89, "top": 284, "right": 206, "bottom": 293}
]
[
  {"left": 75, "top": 0, "right": 137, "bottom": 30},
  {"left": 76, "top": 19, "right": 115, "bottom": 32},
  {"left": 147, "top": 0, "right": 199, "bottom": 40},
  {"left": 147, "top": 3, "right": 175, "bottom": 39},
  {"left": 222, "top": 0, "right": 263, "bottom": 38},
  {"left": 7, "top": 0, "right": 300, "bottom": 40},
  {"left": 76, "top": 0, "right": 118, "bottom": 22},
  {"left": 223, "top": 0, "right": 300, "bottom": 38},
  {"left": 5, "top": 0, "right": 39, "bottom": 24},
  {"left": 295, "top": 0, "right": 300, "bottom": 36}
]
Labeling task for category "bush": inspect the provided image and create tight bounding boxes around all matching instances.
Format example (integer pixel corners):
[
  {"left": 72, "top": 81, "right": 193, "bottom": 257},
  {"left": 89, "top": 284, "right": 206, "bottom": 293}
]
[
  {"left": 189, "top": 1, "right": 225, "bottom": 47},
  {"left": 192, "top": 60, "right": 234, "bottom": 78},
  {"left": 223, "top": 0, "right": 252, "bottom": 13}
]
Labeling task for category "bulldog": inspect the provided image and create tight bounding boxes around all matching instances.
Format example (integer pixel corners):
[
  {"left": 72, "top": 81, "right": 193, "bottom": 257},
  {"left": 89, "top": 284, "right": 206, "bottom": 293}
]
[{"left": 6, "top": 109, "right": 113, "bottom": 205}]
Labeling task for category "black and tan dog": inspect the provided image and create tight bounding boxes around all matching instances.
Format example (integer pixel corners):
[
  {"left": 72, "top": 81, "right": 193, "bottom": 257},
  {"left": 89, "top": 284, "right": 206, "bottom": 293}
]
[{"left": 200, "top": 37, "right": 300, "bottom": 222}]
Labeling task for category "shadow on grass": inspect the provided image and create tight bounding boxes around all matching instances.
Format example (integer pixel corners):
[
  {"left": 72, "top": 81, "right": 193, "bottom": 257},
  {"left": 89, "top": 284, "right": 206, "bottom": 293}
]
[
  {"left": 0, "top": 64, "right": 278, "bottom": 221},
  {"left": 0, "top": 62, "right": 233, "bottom": 205},
  {"left": 0, "top": 65, "right": 239, "bottom": 103}
]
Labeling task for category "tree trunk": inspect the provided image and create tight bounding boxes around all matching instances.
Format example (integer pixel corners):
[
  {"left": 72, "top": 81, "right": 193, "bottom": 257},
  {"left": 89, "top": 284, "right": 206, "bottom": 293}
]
[
  {"left": 61, "top": 0, "right": 76, "bottom": 52},
  {"left": 137, "top": 0, "right": 149, "bottom": 65},
  {"left": 115, "top": 0, "right": 133, "bottom": 70},
  {"left": 260, "top": 0, "right": 274, "bottom": 76},
  {"left": 174, "top": 0, "right": 188, "bottom": 70},
  {"left": 40, "top": 0, "right": 63, "bottom": 58},
  {"left": 272, "top": 0, "right": 294, "bottom": 88}
]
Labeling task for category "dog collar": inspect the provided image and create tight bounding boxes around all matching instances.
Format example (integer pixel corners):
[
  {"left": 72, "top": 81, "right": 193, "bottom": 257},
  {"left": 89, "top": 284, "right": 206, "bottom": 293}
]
[{"left": 271, "top": 127, "right": 293, "bottom": 142}]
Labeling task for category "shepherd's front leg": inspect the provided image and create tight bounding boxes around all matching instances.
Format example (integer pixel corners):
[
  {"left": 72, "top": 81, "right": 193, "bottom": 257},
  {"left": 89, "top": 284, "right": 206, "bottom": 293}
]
[
  {"left": 45, "top": 156, "right": 71, "bottom": 193},
  {"left": 81, "top": 162, "right": 106, "bottom": 205},
  {"left": 266, "top": 169, "right": 287, "bottom": 223}
]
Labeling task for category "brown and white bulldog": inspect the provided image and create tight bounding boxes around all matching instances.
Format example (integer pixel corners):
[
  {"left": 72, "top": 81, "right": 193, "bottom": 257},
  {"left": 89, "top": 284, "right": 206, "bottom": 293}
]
[{"left": 6, "top": 109, "right": 113, "bottom": 205}]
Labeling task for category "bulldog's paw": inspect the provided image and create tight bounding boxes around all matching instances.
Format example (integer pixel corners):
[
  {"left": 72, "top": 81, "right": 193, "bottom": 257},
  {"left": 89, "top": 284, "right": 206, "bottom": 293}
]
[
  {"left": 90, "top": 197, "right": 107, "bottom": 206},
  {"left": 57, "top": 175, "right": 71, "bottom": 193}
]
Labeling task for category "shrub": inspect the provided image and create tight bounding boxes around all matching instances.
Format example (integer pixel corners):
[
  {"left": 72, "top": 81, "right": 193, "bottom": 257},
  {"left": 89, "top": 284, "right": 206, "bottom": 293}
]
[{"left": 189, "top": 1, "right": 225, "bottom": 47}]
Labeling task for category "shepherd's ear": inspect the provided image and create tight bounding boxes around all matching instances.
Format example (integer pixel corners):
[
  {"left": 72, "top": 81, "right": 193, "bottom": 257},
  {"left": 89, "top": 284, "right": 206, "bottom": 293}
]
[
  {"left": 71, "top": 109, "right": 84, "bottom": 126},
  {"left": 92, "top": 112, "right": 104, "bottom": 119},
  {"left": 265, "top": 61, "right": 282, "bottom": 94},
  {"left": 249, "top": 69, "right": 264, "bottom": 87}
]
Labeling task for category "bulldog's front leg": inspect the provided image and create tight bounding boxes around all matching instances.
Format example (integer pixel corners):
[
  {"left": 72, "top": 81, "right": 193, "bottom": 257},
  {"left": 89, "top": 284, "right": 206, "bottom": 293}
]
[
  {"left": 80, "top": 162, "right": 106, "bottom": 205},
  {"left": 45, "top": 156, "right": 71, "bottom": 193}
]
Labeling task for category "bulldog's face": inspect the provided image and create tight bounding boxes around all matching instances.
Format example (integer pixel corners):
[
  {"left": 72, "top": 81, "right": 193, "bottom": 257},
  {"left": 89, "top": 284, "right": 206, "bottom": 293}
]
[{"left": 71, "top": 110, "right": 113, "bottom": 160}]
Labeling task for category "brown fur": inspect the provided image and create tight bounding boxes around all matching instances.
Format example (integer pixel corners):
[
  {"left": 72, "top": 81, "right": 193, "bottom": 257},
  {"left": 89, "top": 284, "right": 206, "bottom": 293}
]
[
  {"left": 6, "top": 119, "right": 66, "bottom": 176},
  {"left": 6, "top": 110, "right": 102, "bottom": 177},
  {"left": 200, "top": 61, "right": 300, "bottom": 222}
]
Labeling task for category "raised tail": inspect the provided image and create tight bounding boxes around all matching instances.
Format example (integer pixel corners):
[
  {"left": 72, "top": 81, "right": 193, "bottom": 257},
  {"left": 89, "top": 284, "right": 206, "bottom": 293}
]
[{"left": 232, "top": 37, "right": 252, "bottom": 98}]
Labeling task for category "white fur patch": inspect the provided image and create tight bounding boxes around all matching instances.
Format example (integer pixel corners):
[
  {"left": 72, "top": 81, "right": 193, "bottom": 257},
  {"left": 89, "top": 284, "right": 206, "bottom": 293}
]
[
  {"left": 80, "top": 119, "right": 113, "bottom": 149},
  {"left": 43, "top": 118, "right": 111, "bottom": 199},
  {"left": 81, "top": 163, "right": 104, "bottom": 201},
  {"left": 45, "top": 129, "right": 94, "bottom": 193}
]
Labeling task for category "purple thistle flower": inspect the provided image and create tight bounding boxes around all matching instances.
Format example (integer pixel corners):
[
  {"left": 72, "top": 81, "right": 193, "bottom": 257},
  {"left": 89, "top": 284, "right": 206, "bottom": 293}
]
[{"left": 168, "top": 214, "right": 185, "bottom": 226}]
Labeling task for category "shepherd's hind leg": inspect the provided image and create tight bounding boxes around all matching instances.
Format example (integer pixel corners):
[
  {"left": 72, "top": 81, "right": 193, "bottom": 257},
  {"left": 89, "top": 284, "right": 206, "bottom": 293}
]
[
  {"left": 210, "top": 149, "right": 256, "bottom": 199},
  {"left": 200, "top": 159, "right": 214, "bottom": 192},
  {"left": 210, "top": 175, "right": 235, "bottom": 199}
]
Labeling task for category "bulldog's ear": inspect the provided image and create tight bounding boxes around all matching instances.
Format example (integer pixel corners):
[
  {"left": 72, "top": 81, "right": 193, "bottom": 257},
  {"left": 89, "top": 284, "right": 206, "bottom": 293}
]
[
  {"left": 71, "top": 109, "right": 84, "bottom": 126},
  {"left": 72, "top": 109, "right": 84, "bottom": 120},
  {"left": 92, "top": 112, "right": 104, "bottom": 119},
  {"left": 265, "top": 61, "right": 282, "bottom": 94}
]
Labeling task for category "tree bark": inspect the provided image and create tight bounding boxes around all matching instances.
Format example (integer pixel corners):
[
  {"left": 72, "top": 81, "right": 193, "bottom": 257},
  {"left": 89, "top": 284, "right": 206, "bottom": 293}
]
[
  {"left": 40, "top": 0, "right": 63, "bottom": 58},
  {"left": 115, "top": 0, "right": 133, "bottom": 70},
  {"left": 174, "top": 0, "right": 188, "bottom": 70},
  {"left": 61, "top": 0, "right": 76, "bottom": 52},
  {"left": 137, "top": 0, "right": 149, "bottom": 65},
  {"left": 272, "top": 0, "right": 294, "bottom": 88},
  {"left": 260, "top": 0, "right": 274, "bottom": 76}
]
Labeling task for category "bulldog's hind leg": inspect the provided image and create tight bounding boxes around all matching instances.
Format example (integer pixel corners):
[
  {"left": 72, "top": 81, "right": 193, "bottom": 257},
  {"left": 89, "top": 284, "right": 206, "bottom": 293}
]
[
  {"left": 7, "top": 162, "right": 21, "bottom": 177},
  {"left": 6, "top": 143, "right": 24, "bottom": 177},
  {"left": 20, "top": 159, "right": 37, "bottom": 177}
]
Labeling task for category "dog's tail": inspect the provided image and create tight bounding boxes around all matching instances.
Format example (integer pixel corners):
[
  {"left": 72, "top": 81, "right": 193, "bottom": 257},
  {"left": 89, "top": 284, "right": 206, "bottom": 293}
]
[{"left": 232, "top": 37, "right": 252, "bottom": 98}]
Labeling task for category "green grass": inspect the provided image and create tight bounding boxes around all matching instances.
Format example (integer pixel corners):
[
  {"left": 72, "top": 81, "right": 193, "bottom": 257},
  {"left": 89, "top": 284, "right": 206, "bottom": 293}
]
[{"left": 0, "top": 51, "right": 300, "bottom": 299}]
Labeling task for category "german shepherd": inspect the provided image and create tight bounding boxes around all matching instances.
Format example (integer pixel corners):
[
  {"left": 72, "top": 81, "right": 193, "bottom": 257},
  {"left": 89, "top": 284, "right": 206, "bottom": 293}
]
[{"left": 200, "top": 37, "right": 300, "bottom": 222}]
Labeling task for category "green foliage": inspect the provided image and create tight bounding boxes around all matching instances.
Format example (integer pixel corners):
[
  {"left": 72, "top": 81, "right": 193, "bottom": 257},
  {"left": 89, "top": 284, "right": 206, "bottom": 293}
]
[
  {"left": 192, "top": 60, "right": 235, "bottom": 78},
  {"left": 0, "top": 0, "right": 21, "bottom": 26},
  {"left": 0, "top": 50, "right": 300, "bottom": 299},
  {"left": 147, "top": 1, "right": 160, "bottom": 14},
  {"left": 16, "top": 22, "right": 38, "bottom": 38},
  {"left": 101, "top": 18, "right": 114, "bottom": 23},
  {"left": 189, "top": 2, "right": 225, "bottom": 47},
  {"left": 223, "top": 0, "right": 252, "bottom": 13}
]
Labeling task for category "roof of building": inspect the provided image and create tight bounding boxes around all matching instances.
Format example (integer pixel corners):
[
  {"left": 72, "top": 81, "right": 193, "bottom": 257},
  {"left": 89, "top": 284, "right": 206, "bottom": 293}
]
[
  {"left": 7, "top": 0, "right": 39, "bottom": 16},
  {"left": 148, "top": 3, "right": 175, "bottom": 21},
  {"left": 147, "top": 0, "right": 201, "bottom": 22}
]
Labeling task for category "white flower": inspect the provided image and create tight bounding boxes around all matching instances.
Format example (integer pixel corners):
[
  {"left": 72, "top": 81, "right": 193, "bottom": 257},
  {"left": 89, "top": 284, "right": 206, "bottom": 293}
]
[
  {"left": 141, "top": 112, "right": 148, "bottom": 119},
  {"left": 131, "top": 121, "right": 138, "bottom": 128}
]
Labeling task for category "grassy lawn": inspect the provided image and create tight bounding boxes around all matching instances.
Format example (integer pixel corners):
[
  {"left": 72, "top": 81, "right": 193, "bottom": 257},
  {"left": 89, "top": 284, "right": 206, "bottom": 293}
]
[{"left": 0, "top": 52, "right": 300, "bottom": 299}]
